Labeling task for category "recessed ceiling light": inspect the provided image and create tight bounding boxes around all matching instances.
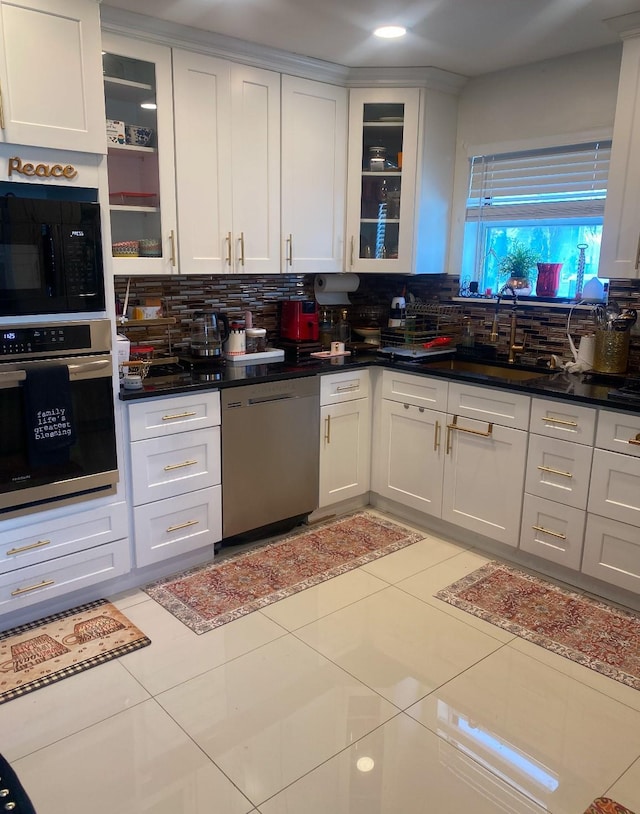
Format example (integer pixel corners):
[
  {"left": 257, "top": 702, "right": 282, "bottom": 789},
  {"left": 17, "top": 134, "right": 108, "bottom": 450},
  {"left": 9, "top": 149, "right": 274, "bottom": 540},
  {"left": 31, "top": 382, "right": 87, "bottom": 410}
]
[{"left": 374, "top": 25, "right": 407, "bottom": 39}]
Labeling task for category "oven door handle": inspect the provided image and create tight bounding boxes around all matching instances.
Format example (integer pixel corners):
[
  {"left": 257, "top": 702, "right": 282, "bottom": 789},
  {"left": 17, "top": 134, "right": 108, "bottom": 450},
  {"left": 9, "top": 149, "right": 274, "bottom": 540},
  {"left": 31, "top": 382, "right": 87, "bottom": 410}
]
[
  {"left": 0, "top": 358, "right": 112, "bottom": 386},
  {"left": 67, "top": 359, "right": 112, "bottom": 379}
]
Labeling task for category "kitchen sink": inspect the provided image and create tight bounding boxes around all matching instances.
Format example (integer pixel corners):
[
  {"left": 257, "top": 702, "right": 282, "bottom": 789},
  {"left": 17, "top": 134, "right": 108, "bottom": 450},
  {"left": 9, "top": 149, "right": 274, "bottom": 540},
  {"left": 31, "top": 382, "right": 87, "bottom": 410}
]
[{"left": 421, "top": 358, "right": 550, "bottom": 382}]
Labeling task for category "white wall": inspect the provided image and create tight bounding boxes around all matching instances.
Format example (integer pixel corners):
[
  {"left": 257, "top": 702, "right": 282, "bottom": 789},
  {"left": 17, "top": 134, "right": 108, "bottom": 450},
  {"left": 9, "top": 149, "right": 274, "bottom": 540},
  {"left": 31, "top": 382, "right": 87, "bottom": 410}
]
[{"left": 448, "top": 44, "right": 623, "bottom": 275}]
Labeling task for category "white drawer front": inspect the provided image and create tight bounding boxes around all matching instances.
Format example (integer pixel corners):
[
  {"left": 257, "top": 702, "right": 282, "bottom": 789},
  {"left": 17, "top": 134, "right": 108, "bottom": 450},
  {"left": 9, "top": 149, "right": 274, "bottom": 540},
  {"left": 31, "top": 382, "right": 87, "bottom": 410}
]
[
  {"left": 134, "top": 485, "right": 221, "bottom": 568},
  {"left": 447, "top": 381, "right": 530, "bottom": 430},
  {"left": 0, "top": 540, "right": 131, "bottom": 614},
  {"left": 130, "top": 427, "right": 221, "bottom": 505},
  {"left": 587, "top": 448, "right": 640, "bottom": 526},
  {"left": 525, "top": 434, "right": 593, "bottom": 509},
  {"left": 0, "top": 502, "right": 128, "bottom": 572},
  {"left": 582, "top": 513, "right": 640, "bottom": 593},
  {"left": 381, "top": 370, "right": 448, "bottom": 410},
  {"left": 530, "top": 398, "right": 596, "bottom": 444},
  {"left": 320, "top": 369, "right": 369, "bottom": 404},
  {"left": 596, "top": 409, "right": 640, "bottom": 458},
  {"left": 128, "top": 391, "right": 221, "bottom": 441},
  {"left": 520, "top": 494, "right": 586, "bottom": 570}
]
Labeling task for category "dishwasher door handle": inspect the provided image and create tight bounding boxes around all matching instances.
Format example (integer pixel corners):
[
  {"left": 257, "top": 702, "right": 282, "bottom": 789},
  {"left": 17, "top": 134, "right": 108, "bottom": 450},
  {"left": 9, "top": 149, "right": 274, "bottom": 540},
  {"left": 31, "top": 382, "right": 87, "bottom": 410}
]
[{"left": 247, "top": 393, "right": 296, "bottom": 405}]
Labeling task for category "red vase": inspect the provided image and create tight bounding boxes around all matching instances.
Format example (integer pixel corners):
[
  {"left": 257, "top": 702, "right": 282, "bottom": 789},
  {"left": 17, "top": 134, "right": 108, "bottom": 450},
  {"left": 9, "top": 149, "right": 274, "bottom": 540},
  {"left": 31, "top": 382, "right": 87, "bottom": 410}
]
[{"left": 536, "top": 263, "right": 563, "bottom": 297}]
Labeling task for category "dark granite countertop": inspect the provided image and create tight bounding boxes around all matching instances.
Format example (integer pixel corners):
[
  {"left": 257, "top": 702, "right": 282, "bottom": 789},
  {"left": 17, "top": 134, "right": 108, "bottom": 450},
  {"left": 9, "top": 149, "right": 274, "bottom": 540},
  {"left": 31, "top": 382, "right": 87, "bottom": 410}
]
[{"left": 118, "top": 350, "right": 640, "bottom": 413}]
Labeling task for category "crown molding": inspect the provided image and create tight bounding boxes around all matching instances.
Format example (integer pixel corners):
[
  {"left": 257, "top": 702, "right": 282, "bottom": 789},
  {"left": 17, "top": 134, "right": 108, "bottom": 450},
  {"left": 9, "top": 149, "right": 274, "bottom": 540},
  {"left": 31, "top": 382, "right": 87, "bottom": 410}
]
[
  {"left": 604, "top": 11, "right": 640, "bottom": 39},
  {"left": 345, "top": 66, "right": 467, "bottom": 95},
  {"left": 99, "top": 6, "right": 349, "bottom": 84},
  {"left": 99, "top": 6, "right": 468, "bottom": 92}
]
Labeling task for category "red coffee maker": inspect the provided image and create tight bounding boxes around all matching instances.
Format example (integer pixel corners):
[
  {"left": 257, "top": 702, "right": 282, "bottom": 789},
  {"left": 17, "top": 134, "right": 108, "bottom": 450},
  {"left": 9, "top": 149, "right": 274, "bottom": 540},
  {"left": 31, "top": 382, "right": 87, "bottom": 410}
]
[{"left": 280, "top": 300, "right": 319, "bottom": 341}]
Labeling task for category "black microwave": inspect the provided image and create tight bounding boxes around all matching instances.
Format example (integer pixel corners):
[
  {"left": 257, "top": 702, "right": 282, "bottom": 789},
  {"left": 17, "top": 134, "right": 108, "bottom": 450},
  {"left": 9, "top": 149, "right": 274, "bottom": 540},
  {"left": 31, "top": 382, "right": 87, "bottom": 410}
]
[{"left": 0, "top": 196, "right": 105, "bottom": 316}]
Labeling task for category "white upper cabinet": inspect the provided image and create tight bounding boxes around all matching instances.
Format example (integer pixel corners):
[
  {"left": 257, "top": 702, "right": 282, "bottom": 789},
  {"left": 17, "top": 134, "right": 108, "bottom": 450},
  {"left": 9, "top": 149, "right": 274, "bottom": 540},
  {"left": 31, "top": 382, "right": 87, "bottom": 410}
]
[
  {"left": 345, "top": 86, "right": 457, "bottom": 274},
  {"left": 173, "top": 51, "right": 281, "bottom": 275},
  {"left": 599, "top": 29, "right": 640, "bottom": 278},
  {"left": 102, "top": 34, "right": 178, "bottom": 275},
  {"left": 0, "top": 0, "right": 105, "bottom": 153},
  {"left": 281, "top": 76, "right": 347, "bottom": 274}
]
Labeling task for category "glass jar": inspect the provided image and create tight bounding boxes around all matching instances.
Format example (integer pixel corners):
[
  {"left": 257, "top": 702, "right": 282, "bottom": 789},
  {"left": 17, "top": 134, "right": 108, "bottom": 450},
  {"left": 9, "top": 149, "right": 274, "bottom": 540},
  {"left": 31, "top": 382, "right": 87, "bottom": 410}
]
[{"left": 245, "top": 327, "right": 267, "bottom": 353}]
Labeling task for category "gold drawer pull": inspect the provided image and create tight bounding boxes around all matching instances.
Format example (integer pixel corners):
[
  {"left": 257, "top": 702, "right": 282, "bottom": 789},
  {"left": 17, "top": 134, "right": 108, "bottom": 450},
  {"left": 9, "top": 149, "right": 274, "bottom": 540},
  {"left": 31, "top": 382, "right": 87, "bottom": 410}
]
[
  {"left": 336, "top": 384, "right": 359, "bottom": 392},
  {"left": 447, "top": 416, "right": 493, "bottom": 438},
  {"left": 162, "top": 411, "right": 197, "bottom": 421},
  {"left": 164, "top": 459, "right": 198, "bottom": 471},
  {"left": 434, "top": 419, "right": 441, "bottom": 452},
  {"left": 12, "top": 579, "right": 55, "bottom": 596},
  {"left": 532, "top": 525, "right": 567, "bottom": 541},
  {"left": 628, "top": 434, "right": 640, "bottom": 446},
  {"left": 7, "top": 539, "right": 51, "bottom": 556},
  {"left": 325, "top": 414, "right": 331, "bottom": 444},
  {"left": 537, "top": 465, "right": 573, "bottom": 479},
  {"left": 166, "top": 519, "right": 200, "bottom": 533},
  {"left": 542, "top": 416, "right": 578, "bottom": 427}
]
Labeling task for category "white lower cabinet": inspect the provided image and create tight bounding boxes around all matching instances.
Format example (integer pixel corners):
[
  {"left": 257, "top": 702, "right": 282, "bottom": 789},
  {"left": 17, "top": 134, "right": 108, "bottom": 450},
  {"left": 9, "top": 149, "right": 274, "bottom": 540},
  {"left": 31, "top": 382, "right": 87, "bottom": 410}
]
[
  {"left": 441, "top": 415, "right": 527, "bottom": 547},
  {"left": 318, "top": 370, "right": 370, "bottom": 508},
  {"left": 588, "top": 447, "right": 640, "bottom": 526},
  {"left": 0, "top": 502, "right": 130, "bottom": 615},
  {"left": 520, "top": 494, "right": 586, "bottom": 570},
  {"left": 127, "top": 391, "right": 222, "bottom": 567},
  {"left": 373, "top": 371, "right": 528, "bottom": 547},
  {"left": 582, "top": 513, "right": 640, "bottom": 593}
]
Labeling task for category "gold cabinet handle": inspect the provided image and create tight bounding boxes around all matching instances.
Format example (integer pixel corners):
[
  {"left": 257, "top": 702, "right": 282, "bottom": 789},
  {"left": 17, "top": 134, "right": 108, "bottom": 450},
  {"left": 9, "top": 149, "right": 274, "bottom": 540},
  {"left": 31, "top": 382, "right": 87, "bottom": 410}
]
[
  {"left": 336, "top": 384, "right": 359, "bottom": 392},
  {"left": 541, "top": 416, "right": 578, "bottom": 427},
  {"left": 12, "top": 579, "right": 55, "bottom": 596},
  {"left": 531, "top": 525, "right": 567, "bottom": 540},
  {"left": 286, "top": 233, "right": 293, "bottom": 266},
  {"left": 447, "top": 416, "right": 494, "bottom": 438},
  {"left": 7, "top": 539, "right": 51, "bottom": 556},
  {"left": 239, "top": 232, "right": 245, "bottom": 267},
  {"left": 162, "top": 411, "right": 197, "bottom": 421},
  {"left": 324, "top": 414, "right": 331, "bottom": 444},
  {"left": 446, "top": 423, "right": 453, "bottom": 455},
  {"left": 163, "top": 459, "right": 198, "bottom": 472},
  {"left": 226, "top": 232, "right": 232, "bottom": 268},
  {"left": 434, "top": 419, "right": 441, "bottom": 452},
  {"left": 169, "top": 230, "right": 177, "bottom": 267},
  {"left": 0, "top": 79, "right": 5, "bottom": 130},
  {"left": 537, "top": 465, "right": 573, "bottom": 478},
  {"left": 628, "top": 433, "right": 640, "bottom": 446},
  {"left": 166, "top": 519, "right": 200, "bottom": 533}
]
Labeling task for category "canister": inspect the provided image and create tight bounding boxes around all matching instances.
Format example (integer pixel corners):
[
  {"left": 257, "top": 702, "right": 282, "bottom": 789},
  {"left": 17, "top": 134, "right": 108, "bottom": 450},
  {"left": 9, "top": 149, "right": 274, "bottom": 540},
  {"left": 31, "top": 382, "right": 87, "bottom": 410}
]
[{"left": 592, "top": 329, "right": 630, "bottom": 374}]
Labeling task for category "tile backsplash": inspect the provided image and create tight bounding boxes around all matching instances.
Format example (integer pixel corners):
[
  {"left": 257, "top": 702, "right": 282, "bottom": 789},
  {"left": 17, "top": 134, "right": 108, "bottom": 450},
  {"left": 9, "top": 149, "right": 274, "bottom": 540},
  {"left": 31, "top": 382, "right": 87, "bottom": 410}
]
[{"left": 113, "top": 273, "right": 640, "bottom": 371}]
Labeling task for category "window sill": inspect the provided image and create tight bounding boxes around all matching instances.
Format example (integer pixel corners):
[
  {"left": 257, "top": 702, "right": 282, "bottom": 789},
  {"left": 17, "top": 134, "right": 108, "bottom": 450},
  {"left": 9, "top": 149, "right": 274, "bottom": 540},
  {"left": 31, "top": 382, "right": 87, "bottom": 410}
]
[{"left": 452, "top": 296, "right": 602, "bottom": 310}]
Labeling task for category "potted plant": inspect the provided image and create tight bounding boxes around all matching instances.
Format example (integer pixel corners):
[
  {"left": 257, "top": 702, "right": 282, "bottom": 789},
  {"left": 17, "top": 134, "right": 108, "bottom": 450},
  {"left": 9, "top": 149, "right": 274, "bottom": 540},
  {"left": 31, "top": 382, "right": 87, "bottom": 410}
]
[{"left": 497, "top": 242, "right": 539, "bottom": 295}]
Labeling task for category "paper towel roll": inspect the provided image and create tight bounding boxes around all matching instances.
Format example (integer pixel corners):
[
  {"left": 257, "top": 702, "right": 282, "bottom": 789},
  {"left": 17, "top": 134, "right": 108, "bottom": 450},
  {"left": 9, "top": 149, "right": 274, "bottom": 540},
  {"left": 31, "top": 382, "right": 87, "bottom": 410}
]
[{"left": 314, "top": 273, "right": 360, "bottom": 305}]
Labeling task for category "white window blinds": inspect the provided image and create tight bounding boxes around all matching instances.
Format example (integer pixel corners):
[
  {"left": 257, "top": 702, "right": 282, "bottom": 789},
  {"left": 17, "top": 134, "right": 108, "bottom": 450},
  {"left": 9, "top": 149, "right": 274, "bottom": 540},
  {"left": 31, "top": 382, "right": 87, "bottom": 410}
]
[{"left": 467, "top": 141, "right": 611, "bottom": 221}]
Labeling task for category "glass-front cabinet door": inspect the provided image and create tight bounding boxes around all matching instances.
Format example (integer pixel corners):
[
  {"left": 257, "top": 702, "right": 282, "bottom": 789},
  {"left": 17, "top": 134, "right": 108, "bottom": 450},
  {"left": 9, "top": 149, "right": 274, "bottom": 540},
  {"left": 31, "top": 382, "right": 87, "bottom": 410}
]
[
  {"left": 102, "top": 35, "right": 177, "bottom": 275},
  {"left": 345, "top": 88, "right": 420, "bottom": 273}
]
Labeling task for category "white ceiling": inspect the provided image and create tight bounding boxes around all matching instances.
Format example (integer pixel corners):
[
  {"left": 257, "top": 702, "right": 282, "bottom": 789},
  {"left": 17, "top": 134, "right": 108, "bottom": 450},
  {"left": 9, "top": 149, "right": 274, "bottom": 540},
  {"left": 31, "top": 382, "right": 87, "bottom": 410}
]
[{"left": 101, "top": 0, "right": 640, "bottom": 77}]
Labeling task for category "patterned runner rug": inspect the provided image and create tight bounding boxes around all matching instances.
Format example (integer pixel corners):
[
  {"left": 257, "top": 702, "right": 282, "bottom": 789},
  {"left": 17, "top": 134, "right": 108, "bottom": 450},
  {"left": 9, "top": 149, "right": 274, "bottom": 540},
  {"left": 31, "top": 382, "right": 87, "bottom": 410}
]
[
  {"left": 145, "top": 511, "right": 422, "bottom": 634},
  {"left": 584, "top": 799, "right": 636, "bottom": 814},
  {"left": 436, "top": 561, "right": 640, "bottom": 691},
  {"left": 0, "top": 598, "right": 151, "bottom": 705}
]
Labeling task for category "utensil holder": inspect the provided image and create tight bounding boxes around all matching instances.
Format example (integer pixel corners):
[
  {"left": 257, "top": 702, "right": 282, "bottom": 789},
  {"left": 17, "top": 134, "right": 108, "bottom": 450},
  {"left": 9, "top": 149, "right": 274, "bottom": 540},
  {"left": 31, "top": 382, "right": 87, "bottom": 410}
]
[{"left": 592, "top": 329, "right": 630, "bottom": 374}]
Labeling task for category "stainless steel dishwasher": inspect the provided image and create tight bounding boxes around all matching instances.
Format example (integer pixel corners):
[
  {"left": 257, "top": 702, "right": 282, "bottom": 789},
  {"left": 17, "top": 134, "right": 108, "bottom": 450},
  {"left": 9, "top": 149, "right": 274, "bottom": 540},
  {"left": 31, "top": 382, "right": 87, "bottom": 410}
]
[{"left": 221, "top": 375, "right": 319, "bottom": 539}]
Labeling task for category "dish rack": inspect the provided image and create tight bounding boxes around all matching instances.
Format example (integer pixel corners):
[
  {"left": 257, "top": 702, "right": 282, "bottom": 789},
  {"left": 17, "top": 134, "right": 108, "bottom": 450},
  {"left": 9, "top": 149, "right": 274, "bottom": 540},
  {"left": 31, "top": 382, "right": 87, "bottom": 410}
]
[{"left": 380, "top": 303, "right": 463, "bottom": 356}]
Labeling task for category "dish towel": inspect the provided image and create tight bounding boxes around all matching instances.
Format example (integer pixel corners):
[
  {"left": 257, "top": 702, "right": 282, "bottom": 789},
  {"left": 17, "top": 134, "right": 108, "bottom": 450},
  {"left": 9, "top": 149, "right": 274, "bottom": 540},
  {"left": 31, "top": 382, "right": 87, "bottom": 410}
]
[{"left": 23, "top": 365, "right": 76, "bottom": 468}]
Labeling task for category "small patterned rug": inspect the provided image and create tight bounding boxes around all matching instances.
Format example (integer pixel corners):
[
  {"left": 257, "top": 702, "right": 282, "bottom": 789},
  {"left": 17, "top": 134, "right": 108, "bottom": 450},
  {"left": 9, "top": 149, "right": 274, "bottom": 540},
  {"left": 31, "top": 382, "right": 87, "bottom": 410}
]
[
  {"left": 584, "top": 798, "right": 636, "bottom": 814},
  {"left": 0, "top": 598, "right": 151, "bottom": 705},
  {"left": 145, "top": 511, "right": 422, "bottom": 634},
  {"left": 436, "top": 562, "right": 640, "bottom": 691}
]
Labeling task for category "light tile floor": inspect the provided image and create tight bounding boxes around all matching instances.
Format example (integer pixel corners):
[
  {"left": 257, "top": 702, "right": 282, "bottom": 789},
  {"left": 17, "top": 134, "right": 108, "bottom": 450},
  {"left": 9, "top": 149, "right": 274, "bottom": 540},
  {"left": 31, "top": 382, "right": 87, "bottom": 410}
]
[{"left": 4, "top": 511, "right": 640, "bottom": 814}]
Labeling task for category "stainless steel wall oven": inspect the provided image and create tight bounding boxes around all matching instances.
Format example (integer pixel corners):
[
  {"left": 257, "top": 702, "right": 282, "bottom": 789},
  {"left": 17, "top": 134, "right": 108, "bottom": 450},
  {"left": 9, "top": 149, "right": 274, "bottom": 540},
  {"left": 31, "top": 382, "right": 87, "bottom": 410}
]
[{"left": 0, "top": 320, "right": 118, "bottom": 516}]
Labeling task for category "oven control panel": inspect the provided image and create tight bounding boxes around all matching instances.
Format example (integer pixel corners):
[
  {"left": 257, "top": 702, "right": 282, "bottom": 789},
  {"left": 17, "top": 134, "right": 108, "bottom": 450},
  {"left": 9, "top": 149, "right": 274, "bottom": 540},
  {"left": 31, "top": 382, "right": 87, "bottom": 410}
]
[{"left": 0, "top": 321, "right": 110, "bottom": 360}]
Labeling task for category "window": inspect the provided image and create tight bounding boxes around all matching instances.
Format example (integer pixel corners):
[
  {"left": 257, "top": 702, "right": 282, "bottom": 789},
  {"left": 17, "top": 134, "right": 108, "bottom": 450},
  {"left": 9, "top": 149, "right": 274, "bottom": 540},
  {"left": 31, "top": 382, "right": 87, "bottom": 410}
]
[{"left": 461, "top": 141, "right": 611, "bottom": 298}]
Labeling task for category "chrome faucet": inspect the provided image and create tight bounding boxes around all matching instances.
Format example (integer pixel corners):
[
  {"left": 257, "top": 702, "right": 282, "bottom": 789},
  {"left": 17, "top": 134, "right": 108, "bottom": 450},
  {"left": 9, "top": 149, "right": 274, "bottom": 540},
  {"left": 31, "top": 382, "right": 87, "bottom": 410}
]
[{"left": 490, "top": 284, "right": 525, "bottom": 363}]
